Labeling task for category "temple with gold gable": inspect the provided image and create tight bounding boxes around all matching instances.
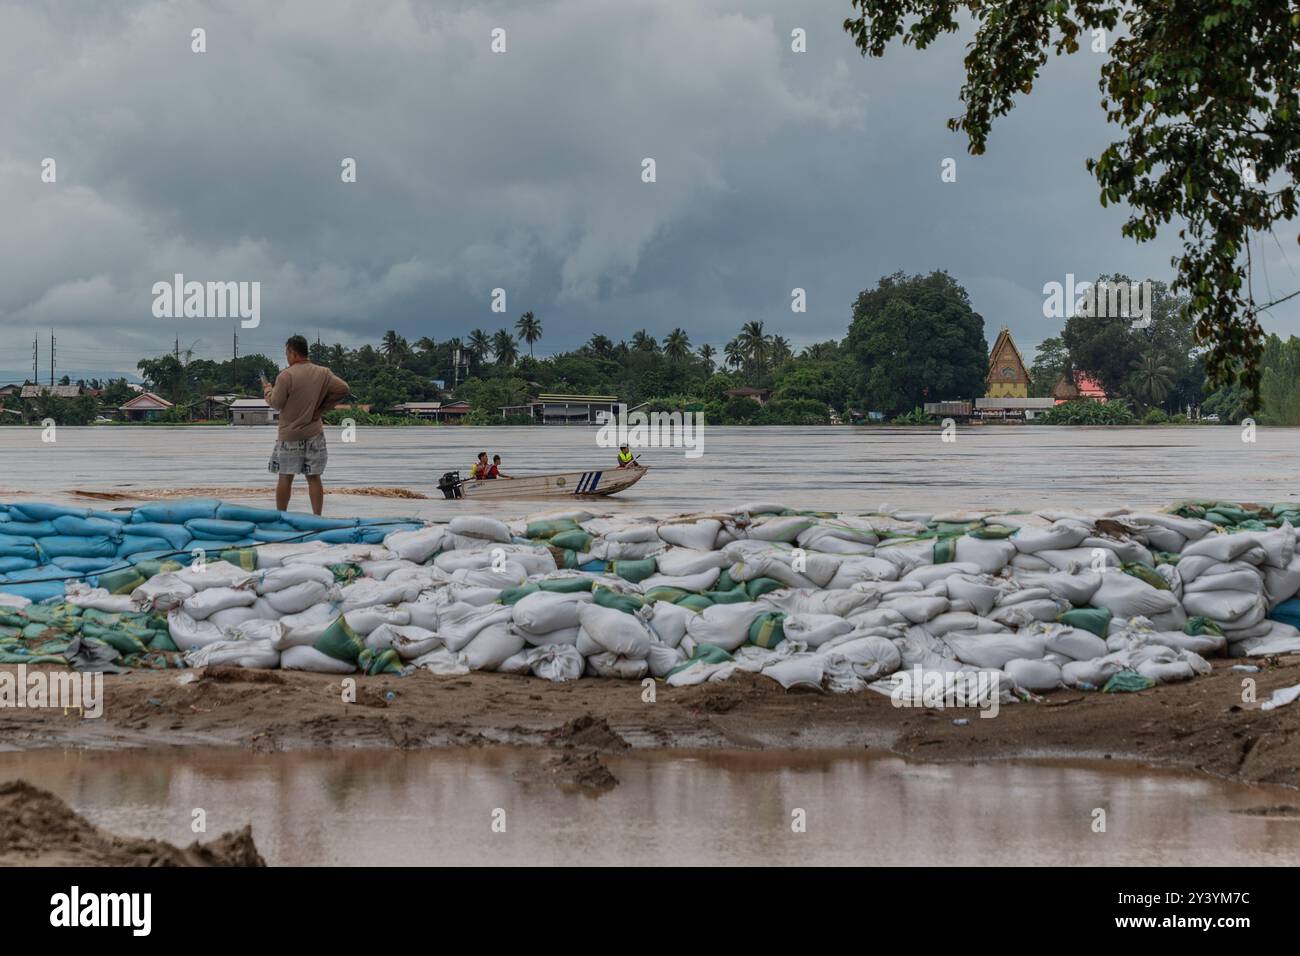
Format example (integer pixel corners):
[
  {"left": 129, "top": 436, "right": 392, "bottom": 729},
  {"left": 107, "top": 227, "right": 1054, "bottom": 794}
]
[{"left": 975, "top": 327, "right": 1054, "bottom": 419}]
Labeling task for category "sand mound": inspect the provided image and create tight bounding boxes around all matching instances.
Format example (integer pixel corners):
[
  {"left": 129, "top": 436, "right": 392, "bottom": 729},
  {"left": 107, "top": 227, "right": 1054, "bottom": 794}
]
[{"left": 0, "top": 779, "right": 265, "bottom": 867}]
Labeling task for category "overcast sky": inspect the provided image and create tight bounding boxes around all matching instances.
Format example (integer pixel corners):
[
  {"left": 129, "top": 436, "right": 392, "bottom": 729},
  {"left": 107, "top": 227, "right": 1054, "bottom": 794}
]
[{"left": 2, "top": 0, "right": 1297, "bottom": 380}]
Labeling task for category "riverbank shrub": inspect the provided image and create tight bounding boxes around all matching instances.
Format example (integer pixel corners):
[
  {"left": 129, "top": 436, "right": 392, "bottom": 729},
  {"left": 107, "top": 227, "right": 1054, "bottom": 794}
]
[{"left": 1034, "top": 400, "right": 1136, "bottom": 425}]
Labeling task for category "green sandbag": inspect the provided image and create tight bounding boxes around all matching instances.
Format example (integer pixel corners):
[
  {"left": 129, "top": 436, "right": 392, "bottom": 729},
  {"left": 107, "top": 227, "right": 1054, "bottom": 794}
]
[
  {"left": 1057, "top": 606, "right": 1112, "bottom": 638},
  {"left": 703, "top": 588, "right": 750, "bottom": 604},
  {"left": 665, "top": 642, "right": 732, "bottom": 678},
  {"left": 933, "top": 538, "right": 958, "bottom": 563},
  {"left": 328, "top": 563, "right": 363, "bottom": 584},
  {"left": 743, "top": 577, "right": 783, "bottom": 599},
  {"left": 313, "top": 616, "right": 366, "bottom": 664},
  {"left": 1103, "top": 671, "right": 1155, "bottom": 693},
  {"left": 357, "top": 646, "right": 404, "bottom": 675},
  {"left": 592, "top": 586, "right": 643, "bottom": 614},
  {"left": 1122, "top": 562, "right": 1169, "bottom": 590},
  {"left": 536, "top": 577, "right": 595, "bottom": 594},
  {"left": 676, "top": 594, "right": 714, "bottom": 612},
  {"left": 217, "top": 548, "right": 259, "bottom": 571},
  {"left": 969, "top": 524, "right": 1016, "bottom": 539},
  {"left": 498, "top": 584, "right": 541, "bottom": 605},
  {"left": 1184, "top": 616, "right": 1225, "bottom": 637},
  {"left": 0, "top": 611, "right": 29, "bottom": 628},
  {"left": 609, "top": 557, "right": 656, "bottom": 583},
  {"left": 644, "top": 586, "right": 689, "bottom": 605},
  {"left": 548, "top": 530, "right": 595, "bottom": 552},
  {"left": 97, "top": 566, "right": 148, "bottom": 595},
  {"left": 714, "top": 568, "right": 737, "bottom": 592},
  {"left": 748, "top": 611, "right": 786, "bottom": 649},
  {"left": 80, "top": 624, "right": 147, "bottom": 656},
  {"left": 525, "top": 518, "right": 584, "bottom": 539},
  {"left": 147, "top": 629, "right": 179, "bottom": 652}
]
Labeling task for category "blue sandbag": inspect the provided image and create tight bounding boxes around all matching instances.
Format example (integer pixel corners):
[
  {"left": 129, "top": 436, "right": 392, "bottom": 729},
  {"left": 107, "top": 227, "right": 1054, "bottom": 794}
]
[
  {"left": 8, "top": 503, "right": 91, "bottom": 522},
  {"left": 282, "top": 513, "right": 359, "bottom": 532},
  {"left": 0, "top": 557, "right": 37, "bottom": 573},
  {"left": 358, "top": 516, "right": 418, "bottom": 525},
  {"left": 0, "top": 580, "right": 66, "bottom": 601},
  {"left": 251, "top": 527, "right": 308, "bottom": 542},
  {"left": 185, "top": 518, "right": 257, "bottom": 539},
  {"left": 125, "top": 522, "right": 193, "bottom": 550},
  {"left": 50, "top": 556, "right": 122, "bottom": 573},
  {"left": 132, "top": 499, "right": 220, "bottom": 524},
  {"left": 1268, "top": 597, "right": 1300, "bottom": 629},
  {"left": 216, "top": 504, "right": 286, "bottom": 523},
  {"left": 3, "top": 521, "right": 57, "bottom": 537},
  {"left": 88, "top": 510, "right": 129, "bottom": 523},
  {"left": 255, "top": 521, "right": 297, "bottom": 532},
  {"left": 52, "top": 515, "right": 125, "bottom": 539},
  {"left": 357, "top": 523, "right": 421, "bottom": 543},
  {"left": 313, "top": 527, "right": 363, "bottom": 544},
  {"left": 188, "top": 538, "right": 255, "bottom": 552},
  {"left": 34, "top": 536, "right": 118, "bottom": 559},
  {"left": 0, "top": 535, "right": 40, "bottom": 560},
  {"left": 117, "top": 535, "right": 178, "bottom": 557}
]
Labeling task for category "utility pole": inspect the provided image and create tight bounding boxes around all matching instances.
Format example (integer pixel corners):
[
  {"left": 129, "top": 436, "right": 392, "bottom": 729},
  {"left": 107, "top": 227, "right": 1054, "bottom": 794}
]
[
  {"left": 174, "top": 335, "right": 180, "bottom": 363},
  {"left": 31, "top": 336, "right": 38, "bottom": 383},
  {"left": 49, "top": 330, "right": 55, "bottom": 387},
  {"left": 233, "top": 330, "right": 239, "bottom": 361}
]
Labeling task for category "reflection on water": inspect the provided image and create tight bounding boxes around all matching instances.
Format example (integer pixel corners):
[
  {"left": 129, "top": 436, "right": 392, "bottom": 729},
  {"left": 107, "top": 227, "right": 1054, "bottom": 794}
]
[
  {"left": 2, "top": 424, "right": 1299, "bottom": 519},
  {"left": 1, "top": 748, "right": 1297, "bottom": 866}
]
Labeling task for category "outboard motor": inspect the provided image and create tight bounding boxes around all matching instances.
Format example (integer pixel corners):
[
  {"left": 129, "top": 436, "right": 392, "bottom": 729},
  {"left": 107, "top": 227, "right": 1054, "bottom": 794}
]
[{"left": 438, "top": 471, "right": 463, "bottom": 499}]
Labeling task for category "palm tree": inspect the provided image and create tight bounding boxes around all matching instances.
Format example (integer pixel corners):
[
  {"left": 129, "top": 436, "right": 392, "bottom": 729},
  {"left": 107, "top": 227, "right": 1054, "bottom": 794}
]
[
  {"left": 698, "top": 344, "right": 716, "bottom": 372},
  {"left": 769, "top": 335, "right": 793, "bottom": 365},
  {"left": 381, "top": 330, "right": 409, "bottom": 365},
  {"left": 492, "top": 329, "right": 519, "bottom": 366},
  {"left": 724, "top": 338, "right": 745, "bottom": 370},
  {"left": 586, "top": 334, "right": 615, "bottom": 358},
  {"left": 664, "top": 328, "right": 691, "bottom": 361},
  {"left": 737, "top": 321, "right": 768, "bottom": 373},
  {"left": 631, "top": 330, "right": 658, "bottom": 352},
  {"left": 468, "top": 329, "right": 492, "bottom": 362},
  {"left": 1128, "top": 352, "right": 1175, "bottom": 407},
  {"left": 515, "top": 311, "right": 543, "bottom": 357},
  {"left": 414, "top": 336, "right": 436, "bottom": 354}
]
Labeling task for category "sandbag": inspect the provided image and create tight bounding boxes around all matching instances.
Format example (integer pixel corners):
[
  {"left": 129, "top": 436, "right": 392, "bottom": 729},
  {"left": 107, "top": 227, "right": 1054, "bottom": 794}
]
[
  {"left": 448, "top": 516, "right": 511, "bottom": 543},
  {"left": 1003, "top": 658, "right": 1062, "bottom": 692},
  {"left": 578, "top": 604, "right": 652, "bottom": 659}
]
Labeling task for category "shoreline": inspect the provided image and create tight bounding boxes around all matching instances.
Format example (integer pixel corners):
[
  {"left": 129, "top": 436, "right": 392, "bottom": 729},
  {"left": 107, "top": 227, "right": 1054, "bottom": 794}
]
[{"left": 3, "top": 656, "right": 1297, "bottom": 790}]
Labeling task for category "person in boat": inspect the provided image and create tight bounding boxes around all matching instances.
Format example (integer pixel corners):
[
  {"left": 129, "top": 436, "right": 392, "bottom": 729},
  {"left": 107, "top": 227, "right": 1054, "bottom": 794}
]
[
  {"left": 489, "top": 454, "right": 512, "bottom": 479},
  {"left": 470, "top": 451, "right": 490, "bottom": 480},
  {"left": 617, "top": 444, "right": 636, "bottom": 468}
]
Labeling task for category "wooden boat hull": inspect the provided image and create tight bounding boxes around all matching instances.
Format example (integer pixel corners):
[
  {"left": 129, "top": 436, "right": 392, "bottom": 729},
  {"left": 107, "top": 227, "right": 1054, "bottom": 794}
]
[{"left": 457, "top": 465, "right": 647, "bottom": 500}]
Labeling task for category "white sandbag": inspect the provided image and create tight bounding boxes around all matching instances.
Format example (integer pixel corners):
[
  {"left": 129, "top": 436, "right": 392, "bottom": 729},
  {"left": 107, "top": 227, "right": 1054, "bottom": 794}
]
[
  {"left": 1011, "top": 523, "right": 1089, "bottom": 554},
  {"left": 1263, "top": 557, "right": 1300, "bottom": 608},
  {"left": 1183, "top": 562, "right": 1265, "bottom": 594},
  {"left": 793, "top": 526, "right": 876, "bottom": 555},
  {"left": 410, "top": 646, "right": 471, "bottom": 676},
  {"left": 684, "top": 602, "right": 769, "bottom": 652},
  {"left": 943, "top": 575, "right": 1007, "bottom": 616},
  {"left": 64, "top": 586, "right": 137, "bottom": 613},
  {"left": 878, "top": 594, "right": 948, "bottom": 624},
  {"left": 654, "top": 547, "right": 731, "bottom": 576},
  {"left": 601, "top": 524, "right": 660, "bottom": 544},
  {"left": 797, "top": 519, "right": 878, "bottom": 548},
  {"left": 1092, "top": 572, "right": 1183, "bottom": 621},
  {"left": 254, "top": 564, "right": 337, "bottom": 594},
  {"left": 460, "top": 622, "right": 525, "bottom": 670},
  {"left": 1061, "top": 658, "right": 1125, "bottom": 688},
  {"left": 1180, "top": 533, "right": 1264, "bottom": 563},
  {"left": 845, "top": 607, "right": 907, "bottom": 630},
  {"left": 499, "top": 644, "right": 585, "bottom": 682},
  {"left": 952, "top": 537, "right": 1016, "bottom": 574},
  {"left": 182, "top": 586, "right": 257, "bottom": 621},
  {"left": 224, "top": 618, "right": 284, "bottom": 643},
  {"left": 943, "top": 631, "right": 1049, "bottom": 669},
  {"left": 771, "top": 587, "right": 879, "bottom": 618},
  {"left": 782, "top": 613, "right": 852, "bottom": 649},
  {"left": 641, "top": 600, "right": 695, "bottom": 648},
  {"left": 131, "top": 573, "right": 196, "bottom": 612},
  {"left": 585, "top": 652, "right": 649, "bottom": 679},
  {"left": 986, "top": 599, "right": 1063, "bottom": 628},
  {"left": 437, "top": 602, "right": 514, "bottom": 652},
  {"left": 248, "top": 540, "right": 329, "bottom": 569},
  {"left": 586, "top": 538, "right": 663, "bottom": 561},
  {"left": 451, "top": 563, "right": 529, "bottom": 590},
  {"left": 923, "top": 611, "right": 1006, "bottom": 637},
  {"left": 646, "top": 642, "right": 688, "bottom": 678},
  {"left": 656, "top": 519, "right": 722, "bottom": 550},
  {"left": 185, "top": 639, "right": 280, "bottom": 669},
  {"left": 903, "top": 562, "right": 982, "bottom": 587},
  {"left": 356, "top": 559, "right": 415, "bottom": 580},
  {"left": 262, "top": 580, "right": 336, "bottom": 615},
  {"left": 208, "top": 604, "right": 268, "bottom": 629},
  {"left": 382, "top": 526, "right": 447, "bottom": 563},
  {"left": 638, "top": 569, "right": 720, "bottom": 593},
  {"left": 1080, "top": 536, "right": 1153, "bottom": 567},
  {"left": 1003, "top": 658, "right": 1063, "bottom": 692},
  {"left": 1137, "top": 657, "right": 1196, "bottom": 683},
  {"left": 826, "top": 556, "right": 902, "bottom": 587},
  {"left": 818, "top": 635, "right": 901, "bottom": 680},
  {"left": 512, "top": 590, "right": 592, "bottom": 635},
  {"left": 1181, "top": 589, "right": 1266, "bottom": 628},
  {"left": 1038, "top": 624, "right": 1109, "bottom": 661},
  {"left": 1036, "top": 548, "right": 1121, "bottom": 572},
  {"left": 175, "top": 562, "right": 256, "bottom": 591},
  {"left": 397, "top": 600, "right": 441, "bottom": 631},
  {"left": 1008, "top": 553, "right": 1054, "bottom": 572},
  {"left": 1016, "top": 570, "right": 1103, "bottom": 606},
  {"left": 365, "top": 623, "right": 442, "bottom": 659},
  {"left": 280, "top": 645, "right": 356, "bottom": 673},
  {"left": 519, "top": 624, "right": 580, "bottom": 647},
  {"left": 761, "top": 654, "right": 825, "bottom": 690},
  {"left": 578, "top": 604, "right": 653, "bottom": 658},
  {"left": 872, "top": 540, "right": 935, "bottom": 577},
  {"left": 448, "top": 515, "right": 512, "bottom": 543},
  {"left": 167, "top": 609, "right": 225, "bottom": 651},
  {"left": 343, "top": 605, "right": 410, "bottom": 636},
  {"left": 281, "top": 543, "right": 392, "bottom": 567},
  {"left": 745, "top": 515, "right": 817, "bottom": 543},
  {"left": 338, "top": 578, "right": 421, "bottom": 611}
]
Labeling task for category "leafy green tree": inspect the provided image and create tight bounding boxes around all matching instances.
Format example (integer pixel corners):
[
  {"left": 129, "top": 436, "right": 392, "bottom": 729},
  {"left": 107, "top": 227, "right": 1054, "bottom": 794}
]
[
  {"left": 845, "top": 271, "right": 987, "bottom": 415},
  {"left": 491, "top": 329, "right": 519, "bottom": 366},
  {"left": 698, "top": 344, "right": 716, "bottom": 372},
  {"left": 1127, "top": 352, "right": 1175, "bottom": 408},
  {"left": 843, "top": 0, "right": 1300, "bottom": 405},
  {"left": 664, "top": 328, "right": 691, "bottom": 361},
  {"left": 631, "top": 330, "right": 658, "bottom": 353}
]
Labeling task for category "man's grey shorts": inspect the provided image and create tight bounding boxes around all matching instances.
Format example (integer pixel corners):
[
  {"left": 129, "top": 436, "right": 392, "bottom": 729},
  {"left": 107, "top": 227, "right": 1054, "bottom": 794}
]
[{"left": 268, "top": 434, "right": 328, "bottom": 476}]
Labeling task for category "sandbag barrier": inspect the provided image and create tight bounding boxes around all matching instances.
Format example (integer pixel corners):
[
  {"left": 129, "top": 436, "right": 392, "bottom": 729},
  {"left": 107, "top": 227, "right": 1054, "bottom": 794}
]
[{"left": 3, "top": 499, "right": 1300, "bottom": 693}]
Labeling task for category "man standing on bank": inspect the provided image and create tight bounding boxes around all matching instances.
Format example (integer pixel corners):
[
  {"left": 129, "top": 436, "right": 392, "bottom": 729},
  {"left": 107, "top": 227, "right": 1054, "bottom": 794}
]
[{"left": 263, "top": 334, "right": 350, "bottom": 515}]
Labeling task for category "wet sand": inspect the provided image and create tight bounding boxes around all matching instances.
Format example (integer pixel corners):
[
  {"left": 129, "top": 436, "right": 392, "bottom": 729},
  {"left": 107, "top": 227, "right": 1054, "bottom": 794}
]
[{"left": 3, "top": 655, "right": 1297, "bottom": 790}]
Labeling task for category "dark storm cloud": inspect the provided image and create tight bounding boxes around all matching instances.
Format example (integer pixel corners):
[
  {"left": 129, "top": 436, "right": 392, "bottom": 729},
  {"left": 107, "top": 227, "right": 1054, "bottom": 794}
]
[{"left": 1, "top": 0, "right": 1296, "bottom": 378}]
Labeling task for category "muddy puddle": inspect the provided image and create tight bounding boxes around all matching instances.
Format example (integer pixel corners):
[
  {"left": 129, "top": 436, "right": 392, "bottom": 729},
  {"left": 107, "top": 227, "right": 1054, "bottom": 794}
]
[{"left": 1, "top": 748, "right": 1297, "bottom": 866}]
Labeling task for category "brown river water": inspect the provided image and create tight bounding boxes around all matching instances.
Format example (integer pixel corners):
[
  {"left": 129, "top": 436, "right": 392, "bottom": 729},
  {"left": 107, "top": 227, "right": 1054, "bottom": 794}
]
[
  {"left": 0, "top": 748, "right": 1296, "bottom": 866},
  {"left": 3, "top": 424, "right": 1299, "bottom": 866},
  {"left": 1, "top": 423, "right": 1299, "bottom": 519}
]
